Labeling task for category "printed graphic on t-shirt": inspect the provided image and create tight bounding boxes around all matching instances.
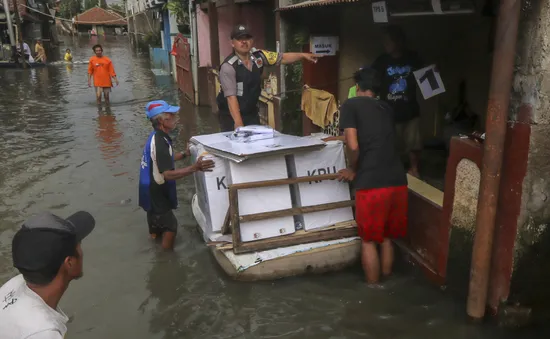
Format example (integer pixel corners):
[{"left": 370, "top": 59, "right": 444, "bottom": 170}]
[
  {"left": 2, "top": 289, "right": 17, "bottom": 310},
  {"left": 385, "top": 65, "right": 413, "bottom": 102}
]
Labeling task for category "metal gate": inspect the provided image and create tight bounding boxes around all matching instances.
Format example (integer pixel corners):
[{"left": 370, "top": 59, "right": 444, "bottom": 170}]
[{"left": 173, "top": 34, "right": 194, "bottom": 104}]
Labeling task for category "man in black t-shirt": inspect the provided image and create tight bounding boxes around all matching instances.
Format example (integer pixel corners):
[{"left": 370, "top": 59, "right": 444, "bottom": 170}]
[
  {"left": 372, "top": 25, "right": 423, "bottom": 177},
  {"left": 139, "top": 100, "right": 215, "bottom": 250},
  {"left": 338, "top": 68, "right": 408, "bottom": 285}
]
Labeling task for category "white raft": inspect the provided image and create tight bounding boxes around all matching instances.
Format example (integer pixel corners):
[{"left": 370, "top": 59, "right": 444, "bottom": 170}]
[{"left": 192, "top": 194, "right": 361, "bottom": 281}]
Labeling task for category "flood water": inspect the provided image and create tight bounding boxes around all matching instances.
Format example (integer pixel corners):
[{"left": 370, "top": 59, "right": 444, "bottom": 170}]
[{"left": 0, "top": 37, "right": 545, "bottom": 338}]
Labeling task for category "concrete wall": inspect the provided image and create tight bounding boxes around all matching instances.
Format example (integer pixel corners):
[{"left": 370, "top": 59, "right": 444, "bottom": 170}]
[
  {"left": 451, "top": 159, "right": 480, "bottom": 230},
  {"left": 501, "top": 0, "right": 550, "bottom": 318},
  {"left": 338, "top": 4, "right": 493, "bottom": 140}
]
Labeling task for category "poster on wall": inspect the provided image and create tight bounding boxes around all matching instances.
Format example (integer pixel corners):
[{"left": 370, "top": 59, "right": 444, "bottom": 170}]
[
  {"left": 413, "top": 65, "right": 446, "bottom": 99},
  {"left": 309, "top": 36, "right": 339, "bottom": 56},
  {"left": 372, "top": 1, "right": 388, "bottom": 23}
]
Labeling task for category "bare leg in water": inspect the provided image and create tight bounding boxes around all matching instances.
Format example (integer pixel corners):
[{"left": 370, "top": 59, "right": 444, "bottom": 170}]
[
  {"left": 95, "top": 87, "right": 102, "bottom": 105},
  {"left": 361, "top": 238, "right": 395, "bottom": 284},
  {"left": 161, "top": 231, "right": 176, "bottom": 250},
  {"left": 104, "top": 88, "right": 110, "bottom": 105}
]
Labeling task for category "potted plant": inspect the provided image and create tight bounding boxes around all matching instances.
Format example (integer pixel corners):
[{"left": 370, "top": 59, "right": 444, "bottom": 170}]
[{"left": 164, "top": 0, "right": 190, "bottom": 34}]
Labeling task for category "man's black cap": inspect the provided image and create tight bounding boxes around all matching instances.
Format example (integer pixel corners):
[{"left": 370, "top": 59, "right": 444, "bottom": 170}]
[
  {"left": 231, "top": 24, "right": 253, "bottom": 40},
  {"left": 12, "top": 211, "right": 95, "bottom": 272}
]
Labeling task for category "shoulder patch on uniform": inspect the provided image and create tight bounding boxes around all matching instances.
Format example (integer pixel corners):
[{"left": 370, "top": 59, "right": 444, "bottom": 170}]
[
  {"left": 228, "top": 55, "right": 239, "bottom": 65},
  {"left": 251, "top": 47, "right": 258, "bottom": 53},
  {"left": 254, "top": 56, "right": 263, "bottom": 68},
  {"left": 260, "top": 50, "right": 279, "bottom": 66}
]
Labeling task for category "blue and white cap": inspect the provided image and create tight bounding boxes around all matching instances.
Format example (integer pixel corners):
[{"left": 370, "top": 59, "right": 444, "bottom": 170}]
[{"left": 145, "top": 100, "right": 180, "bottom": 119}]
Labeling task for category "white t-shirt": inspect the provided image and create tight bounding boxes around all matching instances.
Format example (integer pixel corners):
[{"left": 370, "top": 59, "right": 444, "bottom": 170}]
[{"left": 0, "top": 275, "right": 69, "bottom": 339}]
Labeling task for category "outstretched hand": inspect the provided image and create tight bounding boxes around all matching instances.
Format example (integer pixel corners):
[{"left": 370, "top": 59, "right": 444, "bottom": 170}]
[
  {"left": 194, "top": 156, "right": 215, "bottom": 172},
  {"left": 304, "top": 53, "right": 323, "bottom": 64}
]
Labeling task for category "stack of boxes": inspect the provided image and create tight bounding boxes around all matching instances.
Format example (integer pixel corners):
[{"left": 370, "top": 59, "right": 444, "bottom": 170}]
[{"left": 191, "top": 138, "right": 354, "bottom": 243}]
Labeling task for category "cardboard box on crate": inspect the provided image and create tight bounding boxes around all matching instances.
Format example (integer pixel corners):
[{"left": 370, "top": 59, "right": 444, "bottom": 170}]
[
  {"left": 190, "top": 143, "right": 231, "bottom": 237},
  {"left": 229, "top": 155, "right": 295, "bottom": 242},
  {"left": 288, "top": 141, "right": 353, "bottom": 231}
]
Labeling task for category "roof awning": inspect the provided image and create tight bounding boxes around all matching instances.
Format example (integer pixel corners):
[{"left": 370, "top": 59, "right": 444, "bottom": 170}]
[{"left": 276, "top": 0, "right": 359, "bottom": 11}]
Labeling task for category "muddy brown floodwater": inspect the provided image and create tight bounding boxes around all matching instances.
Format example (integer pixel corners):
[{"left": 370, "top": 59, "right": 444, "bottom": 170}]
[{"left": 0, "top": 37, "right": 546, "bottom": 338}]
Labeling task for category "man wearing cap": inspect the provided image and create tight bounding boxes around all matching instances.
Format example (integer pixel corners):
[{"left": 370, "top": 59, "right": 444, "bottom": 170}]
[
  {"left": 217, "top": 24, "right": 322, "bottom": 131},
  {"left": 0, "top": 211, "right": 95, "bottom": 338},
  {"left": 139, "top": 100, "right": 215, "bottom": 250}
]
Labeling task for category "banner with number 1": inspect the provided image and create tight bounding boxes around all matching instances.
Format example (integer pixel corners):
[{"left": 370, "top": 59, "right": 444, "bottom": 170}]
[{"left": 413, "top": 65, "right": 446, "bottom": 100}]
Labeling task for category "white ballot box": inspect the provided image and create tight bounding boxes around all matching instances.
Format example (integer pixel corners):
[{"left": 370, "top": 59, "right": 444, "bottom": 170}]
[
  {"left": 190, "top": 143, "right": 231, "bottom": 236},
  {"left": 229, "top": 155, "right": 295, "bottom": 242},
  {"left": 288, "top": 141, "right": 354, "bottom": 231}
]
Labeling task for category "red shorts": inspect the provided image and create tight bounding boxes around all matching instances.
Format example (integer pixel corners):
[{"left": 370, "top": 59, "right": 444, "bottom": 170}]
[{"left": 355, "top": 186, "right": 408, "bottom": 243}]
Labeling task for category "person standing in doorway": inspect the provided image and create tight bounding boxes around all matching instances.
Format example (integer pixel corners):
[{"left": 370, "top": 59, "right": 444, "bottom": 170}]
[
  {"left": 217, "top": 24, "right": 322, "bottom": 132},
  {"left": 34, "top": 39, "right": 47, "bottom": 63},
  {"left": 338, "top": 68, "right": 408, "bottom": 285},
  {"left": 88, "top": 44, "right": 119, "bottom": 105},
  {"left": 0, "top": 211, "right": 95, "bottom": 338},
  {"left": 139, "top": 100, "right": 215, "bottom": 250},
  {"left": 372, "top": 25, "right": 424, "bottom": 178}
]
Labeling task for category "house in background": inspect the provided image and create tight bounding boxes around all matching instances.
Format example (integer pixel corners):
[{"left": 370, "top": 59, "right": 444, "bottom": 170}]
[
  {"left": 1, "top": 0, "right": 59, "bottom": 60},
  {"left": 74, "top": 6, "right": 127, "bottom": 35}
]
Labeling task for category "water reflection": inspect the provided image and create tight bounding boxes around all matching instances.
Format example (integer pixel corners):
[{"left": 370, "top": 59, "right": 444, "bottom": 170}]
[{"left": 95, "top": 108, "right": 124, "bottom": 170}]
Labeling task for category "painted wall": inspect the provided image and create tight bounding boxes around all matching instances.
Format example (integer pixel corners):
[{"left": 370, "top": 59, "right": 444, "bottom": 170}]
[
  {"left": 161, "top": 10, "right": 171, "bottom": 52},
  {"left": 216, "top": 4, "right": 235, "bottom": 61},
  {"left": 169, "top": 10, "right": 179, "bottom": 81},
  {"left": 197, "top": 5, "right": 211, "bottom": 67},
  {"left": 149, "top": 46, "right": 170, "bottom": 73},
  {"left": 197, "top": 3, "right": 268, "bottom": 66}
]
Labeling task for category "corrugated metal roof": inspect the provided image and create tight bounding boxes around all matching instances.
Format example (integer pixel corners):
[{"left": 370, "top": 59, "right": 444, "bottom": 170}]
[{"left": 277, "top": 0, "right": 359, "bottom": 11}]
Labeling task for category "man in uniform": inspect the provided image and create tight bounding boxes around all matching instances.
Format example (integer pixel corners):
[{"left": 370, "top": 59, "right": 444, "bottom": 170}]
[{"left": 217, "top": 24, "right": 322, "bottom": 131}]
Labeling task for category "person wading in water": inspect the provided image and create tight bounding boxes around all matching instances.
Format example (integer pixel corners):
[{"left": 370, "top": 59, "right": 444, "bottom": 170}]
[
  {"left": 88, "top": 44, "right": 119, "bottom": 105},
  {"left": 338, "top": 68, "right": 408, "bottom": 285},
  {"left": 139, "top": 100, "right": 215, "bottom": 250}
]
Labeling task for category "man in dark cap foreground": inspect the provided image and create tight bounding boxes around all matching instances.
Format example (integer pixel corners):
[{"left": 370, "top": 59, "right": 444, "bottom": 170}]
[{"left": 0, "top": 211, "right": 95, "bottom": 339}]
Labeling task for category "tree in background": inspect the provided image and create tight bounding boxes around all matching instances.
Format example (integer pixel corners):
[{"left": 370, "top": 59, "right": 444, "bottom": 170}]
[
  {"left": 84, "top": 0, "right": 99, "bottom": 10},
  {"left": 109, "top": 3, "right": 125, "bottom": 14},
  {"left": 99, "top": 0, "right": 108, "bottom": 9},
  {"left": 59, "top": 0, "right": 82, "bottom": 19},
  {"left": 165, "top": 0, "right": 189, "bottom": 25}
]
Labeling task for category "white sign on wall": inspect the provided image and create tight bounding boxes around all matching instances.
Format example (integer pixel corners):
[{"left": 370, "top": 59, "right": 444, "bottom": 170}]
[
  {"left": 372, "top": 1, "right": 388, "bottom": 23},
  {"left": 413, "top": 64, "right": 446, "bottom": 99},
  {"left": 309, "top": 36, "right": 339, "bottom": 56}
]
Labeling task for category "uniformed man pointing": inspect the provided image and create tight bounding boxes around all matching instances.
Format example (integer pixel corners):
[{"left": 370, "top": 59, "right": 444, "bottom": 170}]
[{"left": 217, "top": 24, "right": 322, "bottom": 131}]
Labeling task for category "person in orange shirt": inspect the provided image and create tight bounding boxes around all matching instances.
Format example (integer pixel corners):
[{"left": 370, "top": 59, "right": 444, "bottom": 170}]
[{"left": 88, "top": 44, "right": 119, "bottom": 105}]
